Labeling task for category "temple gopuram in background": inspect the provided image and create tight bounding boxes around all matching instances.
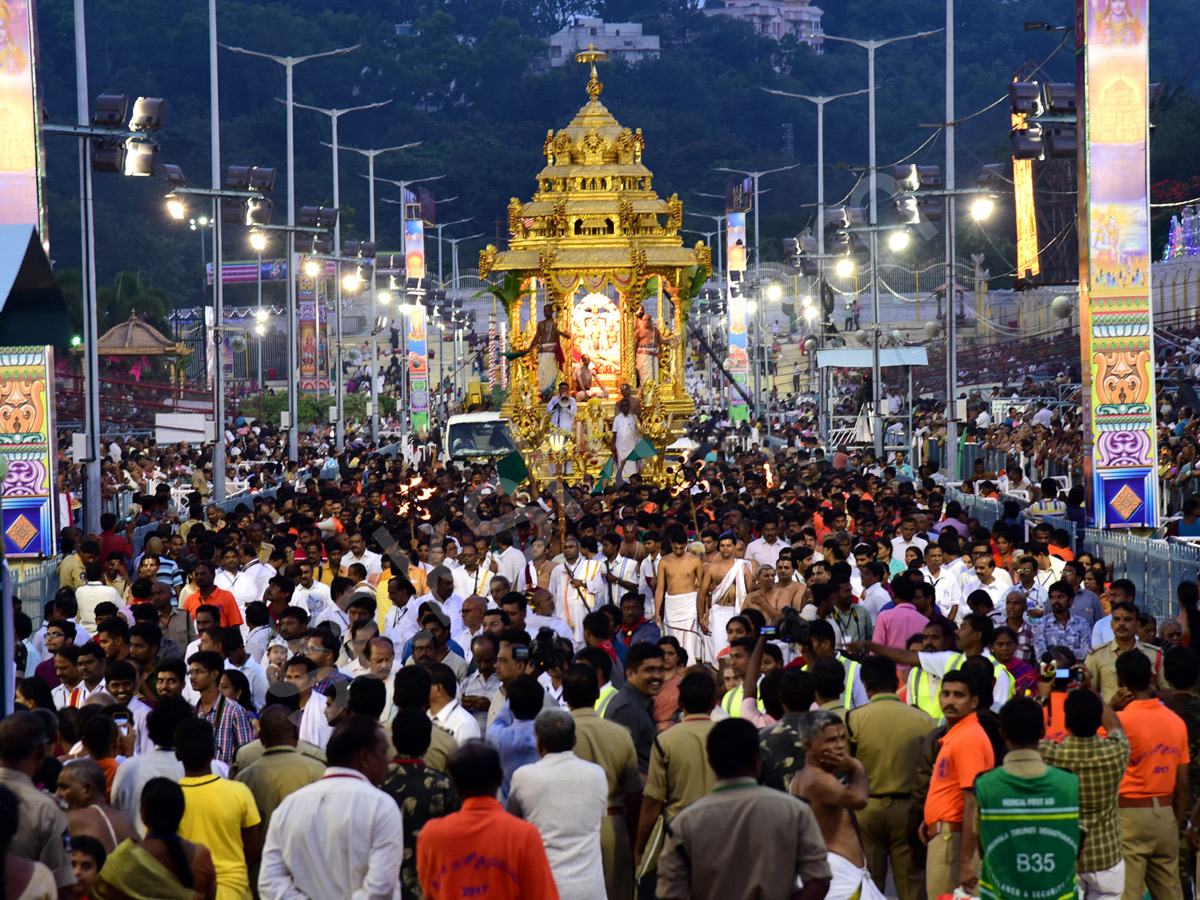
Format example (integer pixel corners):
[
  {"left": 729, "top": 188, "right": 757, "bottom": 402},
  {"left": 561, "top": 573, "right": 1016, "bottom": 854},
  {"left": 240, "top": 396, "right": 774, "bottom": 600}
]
[{"left": 480, "top": 46, "right": 710, "bottom": 484}]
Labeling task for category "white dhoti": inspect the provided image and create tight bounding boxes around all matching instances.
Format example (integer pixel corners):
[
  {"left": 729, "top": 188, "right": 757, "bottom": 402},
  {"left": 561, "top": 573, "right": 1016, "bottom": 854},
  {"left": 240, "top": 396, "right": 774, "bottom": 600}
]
[
  {"left": 576, "top": 386, "right": 605, "bottom": 400},
  {"left": 636, "top": 346, "right": 658, "bottom": 385},
  {"left": 825, "top": 851, "right": 886, "bottom": 900},
  {"left": 663, "top": 591, "right": 702, "bottom": 665},
  {"left": 538, "top": 347, "right": 558, "bottom": 394},
  {"left": 614, "top": 412, "right": 640, "bottom": 477},
  {"left": 709, "top": 604, "right": 738, "bottom": 659}
]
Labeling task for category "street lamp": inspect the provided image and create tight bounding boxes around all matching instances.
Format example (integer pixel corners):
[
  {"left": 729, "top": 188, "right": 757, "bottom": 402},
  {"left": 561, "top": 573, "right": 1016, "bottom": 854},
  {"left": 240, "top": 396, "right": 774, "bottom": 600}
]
[
  {"left": 766, "top": 284, "right": 783, "bottom": 302},
  {"left": 818, "top": 27, "right": 941, "bottom": 458},
  {"left": 222, "top": 41, "right": 360, "bottom": 461},
  {"left": 888, "top": 230, "right": 911, "bottom": 252},
  {"left": 304, "top": 258, "right": 321, "bottom": 278},
  {"left": 970, "top": 197, "right": 995, "bottom": 221},
  {"left": 835, "top": 258, "right": 855, "bottom": 278}
]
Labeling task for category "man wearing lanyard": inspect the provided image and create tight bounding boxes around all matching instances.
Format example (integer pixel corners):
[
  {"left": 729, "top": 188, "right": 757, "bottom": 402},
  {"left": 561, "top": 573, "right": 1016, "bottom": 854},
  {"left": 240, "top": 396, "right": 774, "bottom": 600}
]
[
  {"left": 550, "top": 536, "right": 602, "bottom": 645},
  {"left": 600, "top": 533, "right": 641, "bottom": 609}
]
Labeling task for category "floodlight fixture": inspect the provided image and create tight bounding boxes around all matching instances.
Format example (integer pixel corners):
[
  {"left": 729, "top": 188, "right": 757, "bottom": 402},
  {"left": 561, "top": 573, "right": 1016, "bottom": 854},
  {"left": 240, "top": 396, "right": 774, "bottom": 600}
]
[
  {"left": 123, "top": 139, "right": 159, "bottom": 176},
  {"left": 1045, "top": 125, "right": 1077, "bottom": 158},
  {"left": 342, "top": 270, "right": 362, "bottom": 292},
  {"left": 377, "top": 290, "right": 392, "bottom": 304},
  {"left": 221, "top": 197, "right": 247, "bottom": 225},
  {"left": 166, "top": 197, "right": 186, "bottom": 220},
  {"left": 1041, "top": 83, "right": 1077, "bottom": 115},
  {"left": 767, "top": 284, "right": 783, "bottom": 302},
  {"left": 977, "top": 164, "right": 1005, "bottom": 191},
  {"left": 249, "top": 232, "right": 267, "bottom": 252},
  {"left": 299, "top": 206, "right": 338, "bottom": 228},
  {"left": 971, "top": 197, "right": 995, "bottom": 221},
  {"left": 1010, "top": 124, "right": 1045, "bottom": 160},
  {"left": 888, "top": 230, "right": 911, "bottom": 252},
  {"left": 304, "top": 258, "right": 321, "bottom": 278},
  {"left": 248, "top": 166, "right": 276, "bottom": 193},
  {"left": 246, "top": 197, "right": 273, "bottom": 226},
  {"left": 91, "top": 94, "right": 128, "bottom": 128},
  {"left": 835, "top": 258, "right": 855, "bottom": 278},
  {"left": 162, "top": 164, "right": 187, "bottom": 188},
  {"left": 225, "top": 166, "right": 252, "bottom": 190},
  {"left": 129, "top": 97, "right": 166, "bottom": 132},
  {"left": 1009, "top": 82, "right": 1043, "bottom": 116},
  {"left": 255, "top": 309, "right": 269, "bottom": 323}
]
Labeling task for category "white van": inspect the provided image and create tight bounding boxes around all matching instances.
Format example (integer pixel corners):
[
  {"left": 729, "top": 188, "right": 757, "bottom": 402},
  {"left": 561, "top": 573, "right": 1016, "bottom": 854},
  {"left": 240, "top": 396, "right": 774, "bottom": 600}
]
[{"left": 443, "top": 412, "right": 518, "bottom": 464}]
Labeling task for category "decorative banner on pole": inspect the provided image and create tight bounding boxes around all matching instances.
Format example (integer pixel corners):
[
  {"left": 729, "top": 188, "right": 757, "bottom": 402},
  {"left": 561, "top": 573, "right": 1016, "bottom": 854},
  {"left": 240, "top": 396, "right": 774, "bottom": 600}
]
[
  {"left": 726, "top": 212, "right": 749, "bottom": 423},
  {"left": 207, "top": 260, "right": 289, "bottom": 285},
  {"left": 1077, "top": 0, "right": 1157, "bottom": 528},
  {"left": 487, "top": 314, "right": 497, "bottom": 390},
  {"left": 298, "top": 274, "right": 318, "bottom": 387},
  {"left": 726, "top": 212, "right": 747, "bottom": 274},
  {"left": 408, "top": 305, "right": 429, "bottom": 432},
  {"left": 1012, "top": 113, "right": 1040, "bottom": 280},
  {"left": 0, "top": 0, "right": 47, "bottom": 237},
  {"left": 405, "top": 219, "right": 426, "bottom": 280},
  {"left": 499, "top": 322, "right": 508, "bottom": 389},
  {"left": 0, "top": 346, "right": 58, "bottom": 557}
]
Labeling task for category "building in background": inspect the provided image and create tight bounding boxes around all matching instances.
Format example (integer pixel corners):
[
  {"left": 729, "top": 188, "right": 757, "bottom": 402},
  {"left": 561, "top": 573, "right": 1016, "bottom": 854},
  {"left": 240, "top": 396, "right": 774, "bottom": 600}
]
[
  {"left": 704, "top": 0, "right": 825, "bottom": 50},
  {"left": 540, "top": 18, "right": 660, "bottom": 71}
]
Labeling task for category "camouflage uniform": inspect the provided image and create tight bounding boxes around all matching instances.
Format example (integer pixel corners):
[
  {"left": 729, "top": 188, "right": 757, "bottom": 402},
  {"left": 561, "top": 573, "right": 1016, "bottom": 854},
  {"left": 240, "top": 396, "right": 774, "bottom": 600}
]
[
  {"left": 758, "top": 712, "right": 807, "bottom": 793},
  {"left": 382, "top": 759, "right": 461, "bottom": 900}
]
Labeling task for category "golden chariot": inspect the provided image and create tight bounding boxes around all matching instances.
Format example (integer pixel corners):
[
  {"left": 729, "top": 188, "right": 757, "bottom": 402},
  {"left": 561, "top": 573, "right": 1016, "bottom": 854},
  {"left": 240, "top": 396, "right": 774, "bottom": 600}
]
[{"left": 479, "top": 46, "right": 711, "bottom": 485}]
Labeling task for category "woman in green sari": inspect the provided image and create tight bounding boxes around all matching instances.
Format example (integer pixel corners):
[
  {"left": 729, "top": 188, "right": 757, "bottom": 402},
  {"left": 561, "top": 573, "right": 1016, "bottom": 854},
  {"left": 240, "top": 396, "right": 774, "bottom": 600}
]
[{"left": 93, "top": 778, "right": 216, "bottom": 900}]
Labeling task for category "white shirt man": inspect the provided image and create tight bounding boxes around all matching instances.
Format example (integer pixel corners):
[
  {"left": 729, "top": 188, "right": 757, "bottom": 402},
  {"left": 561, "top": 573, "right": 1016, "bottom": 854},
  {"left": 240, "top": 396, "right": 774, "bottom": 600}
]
[
  {"left": 525, "top": 611, "right": 572, "bottom": 642},
  {"left": 75, "top": 579, "right": 124, "bottom": 634},
  {"left": 549, "top": 553, "right": 605, "bottom": 644},
  {"left": 639, "top": 551, "right": 660, "bottom": 620},
  {"left": 1031, "top": 406, "right": 1054, "bottom": 428},
  {"left": 547, "top": 390, "right": 577, "bottom": 432},
  {"left": 598, "top": 552, "right": 642, "bottom": 609},
  {"left": 496, "top": 544, "right": 527, "bottom": 589},
  {"left": 745, "top": 533, "right": 785, "bottom": 571},
  {"left": 505, "top": 717, "right": 608, "bottom": 900},
  {"left": 453, "top": 564, "right": 492, "bottom": 601},
  {"left": 299, "top": 688, "right": 332, "bottom": 750},
  {"left": 344, "top": 548, "right": 383, "bottom": 578},
  {"left": 430, "top": 696, "right": 481, "bottom": 745},
  {"left": 232, "top": 559, "right": 272, "bottom": 611},
  {"left": 259, "top": 764, "right": 404, "bottom": 900},
  {"left": 890, "top": 533, "right": 928, "bottom": 561},
  {"left": 921, "top": 565, "right": 965, "bottom": 622}
]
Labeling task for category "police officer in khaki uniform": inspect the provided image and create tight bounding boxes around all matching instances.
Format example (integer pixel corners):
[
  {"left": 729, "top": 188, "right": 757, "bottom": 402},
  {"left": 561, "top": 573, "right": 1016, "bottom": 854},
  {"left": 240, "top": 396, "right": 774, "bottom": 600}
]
[
  {"left": 565, "top": 666, "right": 643, "bottom": 900},
  {"left": 394, "top": 662, "right": 458, "bottom": 772},
  {"left": 635, "top": 671, "right": 718, "bottom": 899},
  {"left": 1084, "top": 601, "right": 1169, "bottom": 703},
  {"left": 0, "top": 712, "right": 76, "bottom": 894},
  {"left": 847, "top": 655, "right": 936, "bottom": 900}
]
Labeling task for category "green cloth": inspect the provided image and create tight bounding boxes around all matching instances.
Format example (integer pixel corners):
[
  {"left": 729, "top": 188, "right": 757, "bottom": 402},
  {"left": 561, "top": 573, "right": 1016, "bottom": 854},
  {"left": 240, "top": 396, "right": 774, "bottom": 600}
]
[
  {"left": 592, "top": 457, "right": 615, "bottom": 493},
  {"left": 625, "top": 437, "right": 658, "bottom": 462},
  {"left": 93, "top": 839, "right": 196, "bottom": 900},
  {"left": 496, "top": 451, "right": 530, "bottom": 493},
  {"left": 976, "top": 765, "right": 1080, "bottom": 900}
]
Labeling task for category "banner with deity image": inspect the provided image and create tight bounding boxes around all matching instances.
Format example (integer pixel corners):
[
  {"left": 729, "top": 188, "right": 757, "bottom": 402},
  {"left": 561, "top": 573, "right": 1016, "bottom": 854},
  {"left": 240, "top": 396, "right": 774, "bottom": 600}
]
[
  {"left": 408, "top": 304, "right": 428, "bottom": 432},
  {"left": 0, "top": 0, "right": 47, "bottom": 237},
  {"left": 0, "top": 346, "right": 57, "bottom": 557},
  {"left": 405, "top": 219, "right": 426, "bottom": 281},
  {"left": 1077, "top": 0, "right": 1157, "bottom": 527},
  {"left": 726, "top": 212, "right": 749, "bottom": 422}
]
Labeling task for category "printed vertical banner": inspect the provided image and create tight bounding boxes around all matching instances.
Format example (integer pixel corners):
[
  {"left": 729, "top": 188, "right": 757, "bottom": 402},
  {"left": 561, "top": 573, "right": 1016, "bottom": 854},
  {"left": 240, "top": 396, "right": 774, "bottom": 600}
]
[
  {"left": 0, "top": 346, "right": 58, "bottom": 557},
  {"left": 405, "top": 219, "right": 426, "bottom": 280},
  {"left": 1078, "top": 0, "right": 1157, "bottom": 528},
  {"left": 726, "top": 212, "right": 746, "bottom": 274},
  {"left": 298, "top": 272, "right": 318, "bottom": 389},
  {"left": 0, "top": 0, "right": 47, "bottom": 237},
  {"left": 408, "top": 305, "right": 428, "bottom": 432},
  {"left": 316, "top": 276, "right": 329, "bottom": 392},
  {"left": 1012, "top": 113, "right": 1040, "bottom": 280},
  {"left": 728, "top": 293, "right": 749, "bottom": 423}
]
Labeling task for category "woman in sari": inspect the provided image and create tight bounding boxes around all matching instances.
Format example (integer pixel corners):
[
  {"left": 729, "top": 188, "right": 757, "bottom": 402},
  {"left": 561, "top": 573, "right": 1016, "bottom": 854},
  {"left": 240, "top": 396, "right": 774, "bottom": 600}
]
[
  {"left": 653, "top": 636, "right": 686, "bottom": 731},
  {"left": 93, "top": 778, "right": 216, "bottom": 900}
]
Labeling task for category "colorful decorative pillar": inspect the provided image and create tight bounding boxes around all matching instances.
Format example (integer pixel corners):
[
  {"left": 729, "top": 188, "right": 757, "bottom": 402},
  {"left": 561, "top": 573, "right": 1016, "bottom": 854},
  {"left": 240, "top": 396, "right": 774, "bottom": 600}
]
[
  {"left": 0, "top": 347, "right": 57, "bottom": 557},
  {"left": 1077, "top": 0, "right": 1157, "bottom": 528}
]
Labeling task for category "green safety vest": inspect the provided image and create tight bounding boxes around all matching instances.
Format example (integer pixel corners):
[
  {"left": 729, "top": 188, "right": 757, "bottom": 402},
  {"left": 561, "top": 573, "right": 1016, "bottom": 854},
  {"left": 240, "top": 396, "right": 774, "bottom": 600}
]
[
  {"left": 721, "top": 684, "right": 766, "bottom": 718},
  {"left": 976, "top": 766, "right": 1080, "bottom": 900},
  {"left": 842, "top": 660, "right": 860, "bottom": 710},
  {"left": 595, "top": 683, "right": 617, "bottom": 715},
  {"left": 908, "top": 653, "right": 1013, "bottom": 719}
]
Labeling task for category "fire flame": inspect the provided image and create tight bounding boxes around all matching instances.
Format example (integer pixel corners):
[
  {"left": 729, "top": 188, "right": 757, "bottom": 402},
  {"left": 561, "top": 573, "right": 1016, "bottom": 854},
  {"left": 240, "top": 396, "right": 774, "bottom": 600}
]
[{"left": 764, "top": 463, "right": 774, "bottom": 489}]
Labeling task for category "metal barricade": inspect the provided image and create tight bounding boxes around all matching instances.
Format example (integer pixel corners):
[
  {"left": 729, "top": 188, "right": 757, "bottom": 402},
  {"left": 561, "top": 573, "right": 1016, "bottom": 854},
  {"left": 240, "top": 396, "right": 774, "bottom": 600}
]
[{"left": 9, "top": 559, "right": 62, "bottom": 626}]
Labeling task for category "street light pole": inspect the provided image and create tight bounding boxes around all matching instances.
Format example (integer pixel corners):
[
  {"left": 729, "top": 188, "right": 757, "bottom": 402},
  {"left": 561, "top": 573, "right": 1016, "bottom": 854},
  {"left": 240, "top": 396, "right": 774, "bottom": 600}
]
[
  {"left": 944, "top": 2, "right": 959, "bottom": 481},
  {"left": 222, "top": 42, "right": 359, "bottom": 463},
  {"left": 761, "top": 88, "right": 868, "bottom": 255},
  {"left": 74, "top": 0, "right": 103, "bottom": 535},
  {"left": 433, "top": 214, "right": 473, "bottom": 288},
  {"left": 819, "top": 28, "right": 941, "bottom": 459},
  {"left": 713, "top": 164, "right": 800, "bottom": 421},
  {"left": 684, "top": 210, "right": 725, "bottom": 281}
]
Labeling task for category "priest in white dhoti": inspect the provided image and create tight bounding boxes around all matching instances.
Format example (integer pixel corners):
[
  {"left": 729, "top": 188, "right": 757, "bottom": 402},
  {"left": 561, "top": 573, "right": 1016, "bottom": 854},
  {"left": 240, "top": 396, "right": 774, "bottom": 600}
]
[
  {"left": 548, "top": 535, "right": 605, "bottom": 645},
  {"left": 705, "top": 551, "right": 750, "bottom": 660},
  {"left": 572, "top": 354, "right": 608, "bottom": 400},
  {"left": 612, "top": 396, "right": 641, "bottom": 477}
]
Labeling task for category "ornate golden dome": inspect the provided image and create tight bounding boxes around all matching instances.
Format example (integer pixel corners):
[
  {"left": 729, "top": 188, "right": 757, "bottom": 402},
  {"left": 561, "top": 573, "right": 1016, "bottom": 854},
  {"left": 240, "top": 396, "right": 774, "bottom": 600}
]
[{"left": 483, "top": 45, "right": 700, "bottom": 276}]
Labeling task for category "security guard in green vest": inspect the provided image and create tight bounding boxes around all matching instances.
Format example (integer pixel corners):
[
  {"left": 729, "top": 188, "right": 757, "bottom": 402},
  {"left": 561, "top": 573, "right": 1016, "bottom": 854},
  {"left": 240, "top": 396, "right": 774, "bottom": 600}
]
[
  {"left": 564, "top": 665, "right": 643, "bottom": 900},
  {"left": 847, "top": 655, "right": 936, "bottom": 900},
  {"left": 849, "top": 614, "right": 1014, "bottom": 718},
  {"left": 720, "top": 636, "right": 762, "bottom": 718},
  {"left": 576, "top": 645, "right": 621, "bottom": 716}
]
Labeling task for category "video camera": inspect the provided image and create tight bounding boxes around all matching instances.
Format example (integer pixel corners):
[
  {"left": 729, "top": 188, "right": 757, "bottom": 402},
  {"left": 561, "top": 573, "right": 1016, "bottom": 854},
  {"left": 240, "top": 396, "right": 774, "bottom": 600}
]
[
  {"left": 762, "top": 606, "right": 809, "bottom": 646},
  {"left": 528, "top": 626, "right": 567, "bottom": 677}
]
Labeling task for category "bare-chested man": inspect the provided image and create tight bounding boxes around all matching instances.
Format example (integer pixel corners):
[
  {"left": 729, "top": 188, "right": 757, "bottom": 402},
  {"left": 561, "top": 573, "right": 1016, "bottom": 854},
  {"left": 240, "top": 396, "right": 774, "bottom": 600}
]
[
  {"left": 572, "top": 353, "right": 607, "bottom": 399},
  {"left": 700, "top": 529, "right": 719, "bottom": 565},
  {"left": 656, "top": 530, "right": 703, "bottom": 665},
  {"left": 793, "top": 710, "right": 882, "bottom": 900},
  {"left": 775, "top": 555, "right": 806, "bottom": 611},
  {"left": 523, "top": 302, "right": 571, "bottom": 398},
  {"left": 634, "top": 304, "right": 665, "bottom": 386},
  {"left": 699, "top": 533, "right": 751, "bottom": 659},
  {"left": 745, "top": 564, "right": 785, "bottom": 621}
]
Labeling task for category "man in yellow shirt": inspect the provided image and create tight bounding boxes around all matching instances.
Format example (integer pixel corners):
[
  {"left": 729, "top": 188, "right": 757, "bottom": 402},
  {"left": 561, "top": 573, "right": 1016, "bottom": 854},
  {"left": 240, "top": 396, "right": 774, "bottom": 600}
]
[{"left": 176, "top": 717, "right": 262, "bottom": 900}]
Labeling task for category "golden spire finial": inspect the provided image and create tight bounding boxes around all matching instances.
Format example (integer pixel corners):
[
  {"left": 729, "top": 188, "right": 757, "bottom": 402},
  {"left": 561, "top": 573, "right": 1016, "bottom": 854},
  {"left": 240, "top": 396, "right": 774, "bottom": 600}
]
[{"left": 575, "top": 43, "right": 607, "bottom": 101}]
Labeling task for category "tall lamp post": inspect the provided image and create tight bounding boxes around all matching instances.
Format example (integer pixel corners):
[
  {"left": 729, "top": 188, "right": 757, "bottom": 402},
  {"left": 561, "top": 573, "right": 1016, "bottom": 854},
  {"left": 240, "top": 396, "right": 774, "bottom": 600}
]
[
  {"left": 433, "top": 215, "right": 472, "bottom": 288},
  {"left": 250, "top": 231, "right": 267, "bottom": 389},
  {"left": 713, "top": 164, "right": 799, "bottom": 423},
  {"left": 684, "top": 211, "right": 726, "bottom": 281},
  {"left": 816, "top": 28, "right": 941, "bottom": 459},
  {"left": 222, "top": 42, "right": 360, "bottom": 462}
]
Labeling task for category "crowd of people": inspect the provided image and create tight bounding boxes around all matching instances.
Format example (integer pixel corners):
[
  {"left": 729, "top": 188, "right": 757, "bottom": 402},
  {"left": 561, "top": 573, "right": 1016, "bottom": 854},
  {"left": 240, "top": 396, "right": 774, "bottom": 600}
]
[{"left": 9, "top": 417, "right": 1200, "bottom": 900}]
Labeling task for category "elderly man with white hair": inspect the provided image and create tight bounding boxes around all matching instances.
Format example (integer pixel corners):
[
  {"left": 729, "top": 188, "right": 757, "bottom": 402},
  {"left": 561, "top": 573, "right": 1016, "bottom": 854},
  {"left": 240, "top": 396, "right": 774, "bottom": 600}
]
[{"left": 505, "top": 708, "right": 609, "bottom": 900}]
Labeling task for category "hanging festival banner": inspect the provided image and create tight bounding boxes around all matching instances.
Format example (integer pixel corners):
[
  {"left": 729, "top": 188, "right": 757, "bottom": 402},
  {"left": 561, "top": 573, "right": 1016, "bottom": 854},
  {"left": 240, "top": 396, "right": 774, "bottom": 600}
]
[
  {"left": 0, "top": 0, "right": 47, "bottom": 237},
  {"left": 726, "top": 212, "right": 749, "bottom": 423},
  {"left": 409, "top": 305, "right": 428, "bottom": 432},
  {"left": 405, "top": 219, "right": 426, "bottom": 280},
  {"left": 1077, "top": 0, "right": 1157, "bottom": 528},
  {"left": 0, "top": 346, "right": 57, "bottom": 557}
]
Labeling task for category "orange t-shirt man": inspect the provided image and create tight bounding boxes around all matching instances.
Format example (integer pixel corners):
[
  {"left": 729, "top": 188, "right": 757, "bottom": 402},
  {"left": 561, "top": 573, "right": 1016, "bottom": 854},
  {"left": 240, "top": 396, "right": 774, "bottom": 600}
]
[
  {"left": 924, "top": 711, "right": 995, "bottom": 826},
  {"left": 182, "top": 587, "right": 244, "bottom": 628},
  {"left": 417, "top": 796, "right": 559, "bottom": 900},
  {"left": 1118, "top": 698, "right": 1189, "bottom": 798}
]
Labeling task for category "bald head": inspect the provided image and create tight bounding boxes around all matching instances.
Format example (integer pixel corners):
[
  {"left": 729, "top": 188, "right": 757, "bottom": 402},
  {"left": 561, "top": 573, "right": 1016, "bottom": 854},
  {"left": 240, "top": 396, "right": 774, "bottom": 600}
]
[
  {"left": 531, "top": 588, "right": 555, "bottom": 616},
  {"left": 258, "top": 705, "right": 300, "bottom": 748}
]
